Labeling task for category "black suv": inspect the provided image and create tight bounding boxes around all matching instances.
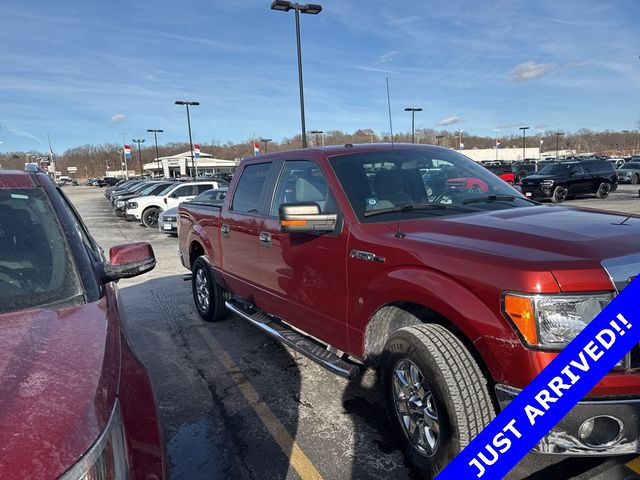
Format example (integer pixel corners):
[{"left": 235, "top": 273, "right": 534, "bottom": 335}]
[{"left": 520, "top": 159, "right": 618, "bottom": 203}]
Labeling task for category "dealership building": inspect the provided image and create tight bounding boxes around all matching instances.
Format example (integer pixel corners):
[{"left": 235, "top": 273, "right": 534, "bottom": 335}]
[{"left": 142, "top": 150, "right": 240, "bottom": 178}]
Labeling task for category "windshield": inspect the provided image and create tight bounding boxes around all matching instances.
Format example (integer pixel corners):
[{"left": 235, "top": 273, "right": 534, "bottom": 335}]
[
  {"left": 138, "top": 183, "right": 161, "bottom": 195},
  {"left": 537, "top": 163, "right": 573, "bottom": 175},
  {"left": 329, "top": 147, "right": 532, "bottom": 222},
  {"left": 157, "top": 183, "right": 178, "bottom": 195},
  {"left": 0, "top": 188, "right": 83, "bottom": 313}
]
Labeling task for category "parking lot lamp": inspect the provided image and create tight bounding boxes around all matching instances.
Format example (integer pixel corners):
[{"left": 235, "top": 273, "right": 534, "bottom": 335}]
[
  {"left": 556, "top": 132, "right": 564, "bottom": 160},
  {"left": 456, "top": 129, "right": 464, "bottom": 150},
  {"left": 175, "top": 101, "right": 199, "bottom": 178},
  {"left": 309, "top": 130, "right": 324, "bottom": 147},
  {"left": 435, "top": 134, "right": 444, "bottom": 146},
  {"left": 132, "top": 138, "right": 145, "bottom": 175},
  {"left": 147, "top": 129, "right": 164, "bottom": 177},
  {"left": 260, "top": 138, "right": 273, "bottom": 153},
  {"left": 404, "top": 108, "right": 422, "bottom": 143},
  {"left": 270, "top": 1, "right": 322, "bottom": 149},
  {"left": 519, "top": 126, "right": 529, "bottom": 161}
]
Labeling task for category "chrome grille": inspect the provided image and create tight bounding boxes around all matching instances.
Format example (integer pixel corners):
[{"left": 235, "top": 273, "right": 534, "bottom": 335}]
[{"left": 602, "top": 254, "right": 640, "bottom": 369}]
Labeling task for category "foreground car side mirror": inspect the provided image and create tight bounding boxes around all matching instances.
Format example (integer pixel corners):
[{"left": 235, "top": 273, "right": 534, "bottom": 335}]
[
  {"left": 279, "top": 202, "right": 337, "bottom": 233},
  {"left": 103, "top": 242, "right": 156, "bottom": 282}
]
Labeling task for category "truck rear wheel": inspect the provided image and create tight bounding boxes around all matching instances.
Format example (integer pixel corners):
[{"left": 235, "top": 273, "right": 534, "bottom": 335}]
[
  {"left": 382, "top": 324, "right": 494, "bottom": 478},
  {"left": 192, "top": 257, "right": 227, "bottom": 322},
  {"left": 596, "top": 182, "right": 610, "bottom": 199}
]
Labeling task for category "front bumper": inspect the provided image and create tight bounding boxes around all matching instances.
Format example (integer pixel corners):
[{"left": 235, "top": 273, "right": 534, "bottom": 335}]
[
  {"left": 158, "top": 220, "right": 177, "bottom": 233},
  {"left": 521, "top": 185, "right": 553, "bottom": 200},
  {"left": 496, "top": 384, "right": 640, "bottom": 455}
]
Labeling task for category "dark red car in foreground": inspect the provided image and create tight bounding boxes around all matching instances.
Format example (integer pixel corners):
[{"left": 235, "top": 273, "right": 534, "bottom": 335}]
[{"left": 0, "top": 168, "right": 166, "bottom": 479}]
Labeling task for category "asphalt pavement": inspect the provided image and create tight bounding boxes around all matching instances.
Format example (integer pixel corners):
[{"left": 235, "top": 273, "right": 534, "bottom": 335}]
[{"left": 65, "top": 184, "right": 640, "bottom": 480}]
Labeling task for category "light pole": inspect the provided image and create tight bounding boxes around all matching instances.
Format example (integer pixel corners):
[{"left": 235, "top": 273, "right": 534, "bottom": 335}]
[
  {"left": 147, "top": 129, "right": 164, "bottom": 177},
  {"left": 435, "top": 135, "right": 444, "bottom": 146},
  {"left": 519, "top": 126, "right": 529, "bottom": 161},
  {"left": 260, "top": 138, "right": 272, "bottom": 153},
  {"left": 404, "top": 107, "right": 422, "bottom": 143},
  {"left": 622, "top": 130, "right": 630, "bottom": 156},
  {"left": 555, "top": 132, "right": 564, "bottom": 160},
  {"left": 456, "top": 129, "right": 464, "bottom": 150},
  {"left": 175, "top": 100, "right": 199, "bottom": 178},
  {"left": 309, "top": 130, "right": 324, "bottom": 147},
  {"left": 132, "top": 139, "right": 145, "bottom": 175},
  {"left": 270, "top": 0, "right": 322, "bottom": 149}
]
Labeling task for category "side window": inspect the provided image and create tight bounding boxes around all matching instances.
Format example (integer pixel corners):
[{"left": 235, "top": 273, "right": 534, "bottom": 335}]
[
  {"left": 271, "top": 160, "right": 335, "bottom": 216},
  {"left": 195, "top": 184, "right": 213, "bottom": 194},
  {"left": 231, "top": 163, "right": 272, "bottom": 213},
  {"left": 571, "top": 165, "right": 585, "bottom": 175},
  {"left": 173, "top": 185, "right": 194, "bottom": 197}
]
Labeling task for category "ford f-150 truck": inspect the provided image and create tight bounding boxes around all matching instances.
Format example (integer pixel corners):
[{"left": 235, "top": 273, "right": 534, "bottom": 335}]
[{"left": 177, "top": 143, "right": 640, "bottom": 478}]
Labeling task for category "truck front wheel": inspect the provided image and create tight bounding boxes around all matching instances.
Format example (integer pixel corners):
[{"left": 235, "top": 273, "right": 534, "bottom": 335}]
[
  {"left": 192, "top": 257, "right": 227, "bottom": 322},
  {"left": 382, "top": 324, "right": 494, "bottom": 478}
]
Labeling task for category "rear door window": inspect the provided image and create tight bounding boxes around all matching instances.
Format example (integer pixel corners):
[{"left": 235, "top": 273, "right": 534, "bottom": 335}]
[{"left": 231, "top": 163, "right": 272, "bottom": 213}]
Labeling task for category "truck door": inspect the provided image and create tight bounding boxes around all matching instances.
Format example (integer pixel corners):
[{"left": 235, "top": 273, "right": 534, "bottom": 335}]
[
  {"left": 258, "top": 159, "right": 349, "bottom": 350},
  {"left": 220, "top": 162, "right": 274, "bottom": 297}
]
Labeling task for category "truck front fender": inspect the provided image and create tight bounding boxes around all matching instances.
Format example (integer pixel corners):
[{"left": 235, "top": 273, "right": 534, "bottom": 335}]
[{"left": 356, "top": 266, "right": 526, "bottom": 381}]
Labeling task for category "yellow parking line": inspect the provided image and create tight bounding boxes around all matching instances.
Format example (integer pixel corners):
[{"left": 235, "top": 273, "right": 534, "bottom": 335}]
[
  {"left": 626, "top": 457, "right": 640, "bottom": 474},
  {"left": 199, "top": 328, "right": 325, "bottom": 480}
]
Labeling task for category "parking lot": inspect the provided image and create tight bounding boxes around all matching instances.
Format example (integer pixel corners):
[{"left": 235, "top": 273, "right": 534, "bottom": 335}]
[{"left": 66, "top": 184, "right": 640, "bottom": 480}]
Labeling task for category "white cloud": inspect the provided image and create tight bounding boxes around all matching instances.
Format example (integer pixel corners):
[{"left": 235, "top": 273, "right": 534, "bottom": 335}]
[
  {"left": 376, "top": 51, "right": 399, "bottom": 65},
  {"left": 436, "top": 116, "right": 462, "bottom": 126},
  {"left": 7, "top": 128, "right": 42, "bottom": 142},
  {"left": 110, "top": 114, "right": 126, "bottom": 123},
  {"left": 510, "top": 61, "right": 558, "bottom": 81}
]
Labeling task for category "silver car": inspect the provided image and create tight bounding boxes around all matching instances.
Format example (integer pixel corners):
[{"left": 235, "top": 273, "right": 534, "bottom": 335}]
[
  {"left": 158, "top": 187, "right": 228, "bottom": 235},
  {"left": 617, "top": 162, "right": 640, "bottom": 184}
]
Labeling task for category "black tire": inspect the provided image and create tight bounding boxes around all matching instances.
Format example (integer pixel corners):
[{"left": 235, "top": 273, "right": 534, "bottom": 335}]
[
  {"left": 191, "top": 256, "right": 227, "bottom": 322},
  {"left": 382, "top": 324, "right": 494, "bottom": 478},
  {"left": 596, "top": 182, "right": 610, "bottom": 199},
  {"left": 632, "top": 174, "right": 639, "bottom": 185},
  {"left": 469, "top": 185, "right": 481, "bottom": 193},
  {"left": 551, "top": 186, "right": 567, "bottom": 203},
  {"left": 142, "top": 207, "right": 161, "bottom": 228}
]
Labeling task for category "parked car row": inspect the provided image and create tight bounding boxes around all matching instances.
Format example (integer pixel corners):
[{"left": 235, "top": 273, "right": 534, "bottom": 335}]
[{"left": 104, "top": 177, "right": 228, "bottom": 230}]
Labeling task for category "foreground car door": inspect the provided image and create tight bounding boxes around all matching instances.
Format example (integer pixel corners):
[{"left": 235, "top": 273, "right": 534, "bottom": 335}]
[{"left": 258, "top": 159, "right": 349, "bottom": 350}]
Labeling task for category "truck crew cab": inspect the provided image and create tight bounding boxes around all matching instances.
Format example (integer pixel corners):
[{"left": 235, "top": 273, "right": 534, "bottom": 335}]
[{"left": 178, "top": 144, "right": 640, "bottom": 478}]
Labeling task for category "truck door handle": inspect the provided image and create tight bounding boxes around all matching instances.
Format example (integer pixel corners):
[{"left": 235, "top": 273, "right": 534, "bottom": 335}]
[
  {"left": 259, "top": 231, "right": 272, "bottom": 247},
  {"left": 221, "top": 224, "right": 230, "bottom": 238}
]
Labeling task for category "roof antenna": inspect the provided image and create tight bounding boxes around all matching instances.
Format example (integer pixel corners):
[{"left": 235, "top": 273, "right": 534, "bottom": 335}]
[{"left": 386, "top": 77, "right": 394, "bottom": 148}]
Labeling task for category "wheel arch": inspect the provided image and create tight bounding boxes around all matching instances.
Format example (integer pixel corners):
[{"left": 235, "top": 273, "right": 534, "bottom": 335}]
[{"left": 362, "top": 302, "right": 495, "bottom": 394}]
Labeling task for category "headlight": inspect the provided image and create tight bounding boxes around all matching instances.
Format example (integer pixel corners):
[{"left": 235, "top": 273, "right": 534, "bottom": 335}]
[
  {"left": 59, "top": 402, "right": 128, "bottom": 480},
  {"left": 503, "top": 292, "right": 613, "bottom": 348},
  {"left": 127, "top": 202, "right": 137, "bottom": 209},
  {"left": 541, "top": 179, "right": 555, "bottom": 187}
]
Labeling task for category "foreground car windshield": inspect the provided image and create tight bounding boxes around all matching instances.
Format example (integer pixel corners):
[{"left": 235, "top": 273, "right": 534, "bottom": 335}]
[
  {"left": 329, "top": 147, "right": 532, "bottom": 222},
  {"left": 0, "top": 189, "right": 82, "bottom": 313}
]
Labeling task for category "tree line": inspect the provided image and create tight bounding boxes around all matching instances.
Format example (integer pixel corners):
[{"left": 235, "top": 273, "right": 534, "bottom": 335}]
[{"left": 1, "top": 128, "right": 637, "bottom": 178}]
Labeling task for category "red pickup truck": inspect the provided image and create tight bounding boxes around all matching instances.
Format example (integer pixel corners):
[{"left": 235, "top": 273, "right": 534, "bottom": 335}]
[{"left": 178, "top": 144, "right": 640, "bottom": 478}]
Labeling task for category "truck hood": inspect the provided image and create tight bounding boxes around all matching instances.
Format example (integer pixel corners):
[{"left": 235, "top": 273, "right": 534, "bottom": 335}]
[
  {"left": 0, "top": 298, "right": 119, "bottom": 478},
  {"left": 402, "top": 205, "right": 640, "bottom": 266}
]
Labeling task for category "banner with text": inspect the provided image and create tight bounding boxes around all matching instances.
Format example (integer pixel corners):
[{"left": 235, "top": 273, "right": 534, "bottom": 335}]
[{"left": 437, "top": 278, "right": 640, "bottom": 480}]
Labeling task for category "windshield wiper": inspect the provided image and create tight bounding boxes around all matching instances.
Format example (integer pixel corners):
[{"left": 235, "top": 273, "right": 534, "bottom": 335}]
[
  {"left": 363, "top": 202, "right": 477, "bottom": 218},
  {"left": 462, "top": 194, "right": 519, "bottom": 205}
]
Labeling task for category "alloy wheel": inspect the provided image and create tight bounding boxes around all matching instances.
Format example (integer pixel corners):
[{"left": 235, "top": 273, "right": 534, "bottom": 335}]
[{"left": 392, "top": 358, "right": 440, "bottom": 457}]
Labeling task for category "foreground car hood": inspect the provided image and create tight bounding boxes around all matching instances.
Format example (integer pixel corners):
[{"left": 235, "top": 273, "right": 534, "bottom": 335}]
[
  {"left": 403, "top": 206, "right": 640, "bottom": 267},
  {"left": 0, "top": 298, "right": 119, "bottom": 478}
]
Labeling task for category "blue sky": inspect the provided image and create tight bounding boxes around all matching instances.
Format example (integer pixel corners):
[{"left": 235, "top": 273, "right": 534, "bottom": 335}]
[{"left": 1, "top": 0, "right": 639, "bottom": 153}]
